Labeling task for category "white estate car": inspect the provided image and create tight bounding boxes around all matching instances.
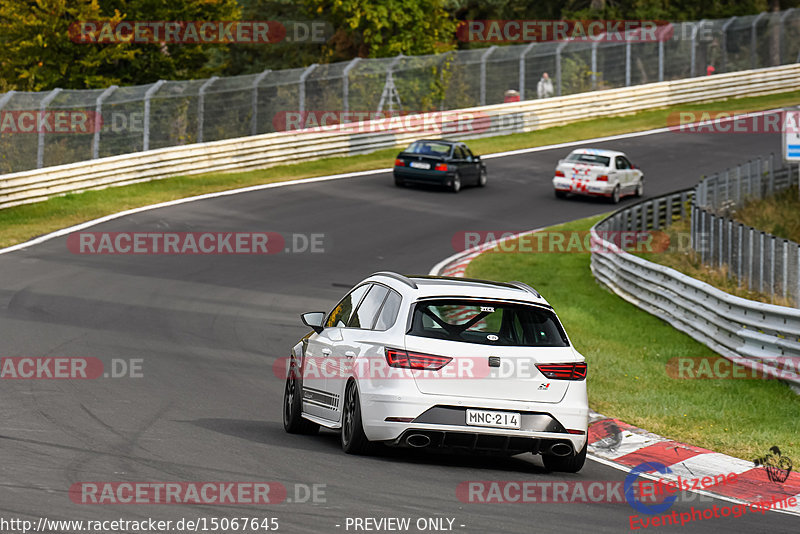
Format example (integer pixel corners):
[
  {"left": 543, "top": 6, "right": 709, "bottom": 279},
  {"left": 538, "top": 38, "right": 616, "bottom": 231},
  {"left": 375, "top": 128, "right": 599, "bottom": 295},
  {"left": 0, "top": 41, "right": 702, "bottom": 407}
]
[
  {"left": 552, "top": 148, "right": 644, "bottom": 203},
  {"left": 283, "top": 272, "right": 589, "bottom": 472}
]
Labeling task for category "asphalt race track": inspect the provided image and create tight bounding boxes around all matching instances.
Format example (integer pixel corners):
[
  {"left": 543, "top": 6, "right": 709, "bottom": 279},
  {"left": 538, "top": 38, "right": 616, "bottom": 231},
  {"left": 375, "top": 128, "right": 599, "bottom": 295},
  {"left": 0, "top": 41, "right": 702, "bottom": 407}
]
[{"left": 1, "top": 126, "right": 798, "bottom": 533}]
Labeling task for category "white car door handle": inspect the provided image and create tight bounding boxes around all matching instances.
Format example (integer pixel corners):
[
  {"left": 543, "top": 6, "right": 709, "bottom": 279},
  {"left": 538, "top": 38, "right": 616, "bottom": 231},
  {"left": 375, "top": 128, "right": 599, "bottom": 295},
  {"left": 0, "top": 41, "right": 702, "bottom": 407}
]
[
  {"left": 321, "top": 348, "right": 332, "bottom": 356},
  {"left": 345, "top": 351, "right": 356, "bottom": 358}
]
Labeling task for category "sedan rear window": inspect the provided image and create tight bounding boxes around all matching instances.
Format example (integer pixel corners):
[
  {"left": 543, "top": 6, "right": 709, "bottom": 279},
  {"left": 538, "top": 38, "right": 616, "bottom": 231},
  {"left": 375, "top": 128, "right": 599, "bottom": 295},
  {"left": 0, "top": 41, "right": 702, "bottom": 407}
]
[
  {"left": 406, "top": 141, "right": 452, "bottom": 156},
  {"left": 565, "top": 153, "right": 610, "bottom": 166},
  {"left": 409, "top": 300, "right": 569, "bottom": 347}
]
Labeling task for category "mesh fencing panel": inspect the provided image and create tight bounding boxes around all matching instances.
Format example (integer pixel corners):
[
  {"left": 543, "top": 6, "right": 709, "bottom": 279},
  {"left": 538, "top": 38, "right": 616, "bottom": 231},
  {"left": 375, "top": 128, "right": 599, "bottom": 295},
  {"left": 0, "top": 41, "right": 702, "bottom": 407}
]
[{"left": 1, "top": 9, "right": 797, "bottom": 174}]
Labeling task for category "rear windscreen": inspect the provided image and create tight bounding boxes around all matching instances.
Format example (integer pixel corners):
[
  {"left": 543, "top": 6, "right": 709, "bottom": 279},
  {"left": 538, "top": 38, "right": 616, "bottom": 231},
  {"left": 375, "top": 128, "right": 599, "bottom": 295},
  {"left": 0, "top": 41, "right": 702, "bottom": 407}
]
[
  {"left": 565, "top": 153, "right": 610, "bottom": 166},
  {"left": 409, "top": 300, "right": 569, "bottom": 347},
  {"left": 406, "top": 141, "right": 452, "bottom": 156}
]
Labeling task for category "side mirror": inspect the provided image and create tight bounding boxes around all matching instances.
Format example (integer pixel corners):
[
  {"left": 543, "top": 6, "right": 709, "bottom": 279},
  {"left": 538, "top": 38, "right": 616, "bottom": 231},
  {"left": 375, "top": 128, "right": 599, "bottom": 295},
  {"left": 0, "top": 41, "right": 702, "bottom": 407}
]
[
  {"left": 301, "top": 312, "right": 325, "bottom": 334},
  {"left": 474, "top": 155, "right": 481, "bottom": 161}
]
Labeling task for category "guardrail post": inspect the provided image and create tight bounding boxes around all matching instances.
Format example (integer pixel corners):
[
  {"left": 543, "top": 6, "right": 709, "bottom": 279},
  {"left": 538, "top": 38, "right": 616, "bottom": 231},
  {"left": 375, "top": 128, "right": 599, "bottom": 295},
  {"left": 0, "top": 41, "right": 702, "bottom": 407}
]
[
  {"left": 143, "top": 80, "right": 165, "bottom": 152},
  {"left": 748, "top": 227, "right": 754, "bottom": 289},
  {"left": 759, "top": 232, "right": 765, "bottom": 293},
  {"left": 197, "top": 76, "right": 218, "bottom": 144},
  {"left": 780, "top": 9, "right": 795, "bottom": 64},
  {"left": 591, "top": 42, "right": 599, "bottom": 89},
  {"left": 298, "top": 64, "right": 319, "bottom": 115},
  {"left": 519, "top": 43, "right": 537, "bottom": 99},
  {"left": 92, "top": 85, "right": 117, "bottom": 160},
  {"left": 342, "top": 58, "right": 361, "bottom": 113},
  {"left": 751, "top": 12, "right": 767, "bottom": 69},
  {"left": 37, "top": 88, "right": 62, "bottom": 169},
  {"left": 769, "top": 236, "right": 776, "bottom": 298},
  {"left": 721, "top": 17, "right": 737, "bottom": 73},
  {"left": 250, "top": 69, "right": 271, "bottom": 136},
  {"left": 480, "top": 46, "right": 497, "bottom": 106},
  {"left": 727, "top": 218, "right": 733, "bottom": 274},
  {"left": 718, "top": 217, "right": 724, "bottom": 269},
  {"left": 555, "top": 42, "right": 568, "bottom": 97}
]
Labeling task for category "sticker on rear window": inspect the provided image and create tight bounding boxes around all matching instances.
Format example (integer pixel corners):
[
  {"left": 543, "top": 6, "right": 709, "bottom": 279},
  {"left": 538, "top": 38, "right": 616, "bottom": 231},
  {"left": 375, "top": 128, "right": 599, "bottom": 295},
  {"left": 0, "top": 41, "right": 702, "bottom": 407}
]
[
  {"left": 486, "top": 334, "right": 499, "bottom": 341},
  {"left": 481, "top": 306, "right": 495, "bottom": 313}
]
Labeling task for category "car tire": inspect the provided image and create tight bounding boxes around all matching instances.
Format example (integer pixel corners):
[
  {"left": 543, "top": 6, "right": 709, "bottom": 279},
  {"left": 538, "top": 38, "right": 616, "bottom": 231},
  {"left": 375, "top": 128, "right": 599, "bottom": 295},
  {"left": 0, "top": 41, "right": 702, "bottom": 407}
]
[
  {"left": 283, "top": 361, "right": 319, "bottom": 435},
  {"left": 610, "top": 185, "right": 621, "bottom": 204},
  {"left": 477, "top": 168, "right": 487, "bottom": 187},
  {"left": 542, "top": 441, "right": 587, "bottom": 473},
  {"left": 341, "top": 381, "right": 372, "bottom": 454},
  {"left": 635, "top": 177, "right": 644, "bottom": 197},
  {"left": 555, "top": 190, "right": 567, "bottom": 199},
  {"left": 450, "top": 173, "right": 462, "bottom": 193},
  {"left": 394, "top": 175, "right": 404, "bottom": 187}
]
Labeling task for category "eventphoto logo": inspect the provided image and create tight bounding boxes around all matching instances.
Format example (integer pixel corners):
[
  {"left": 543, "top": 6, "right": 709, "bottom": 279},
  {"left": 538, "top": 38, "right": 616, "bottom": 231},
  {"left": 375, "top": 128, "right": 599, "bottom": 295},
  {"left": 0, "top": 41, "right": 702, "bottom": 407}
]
[
  {"left": 667, "top": 111, "right": 797, "bottom": 134},
  {"left": 0, "top": 357, "right": 143, "bottom": 379},
  {"left": 0, "top": 110, "right": 100, "bottom": 134},
  {"left": 452, "top": 231, "right": 671, "bottom": 254}
]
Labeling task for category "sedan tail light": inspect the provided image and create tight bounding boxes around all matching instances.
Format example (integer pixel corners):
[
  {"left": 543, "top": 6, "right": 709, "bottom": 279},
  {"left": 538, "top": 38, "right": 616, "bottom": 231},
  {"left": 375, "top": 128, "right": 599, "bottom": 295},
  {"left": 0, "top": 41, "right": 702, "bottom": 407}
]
[
  {"left": 385, "top": 348, "right": 452, "bottom": 370},
  {"left": 536, "top": 362, "right": 587, "bottom": 380},
  {"left": 434, "top": 163, "right": 448, "bottom": 171},
  {"left": 596, "top": 175, "right": 608, "bottom": 181},
  {"left": 395, "top": 159, "right": 406, "bottom": 167},
  {"left": 555, "top": 170, "right": 565, "bottom": 177}
]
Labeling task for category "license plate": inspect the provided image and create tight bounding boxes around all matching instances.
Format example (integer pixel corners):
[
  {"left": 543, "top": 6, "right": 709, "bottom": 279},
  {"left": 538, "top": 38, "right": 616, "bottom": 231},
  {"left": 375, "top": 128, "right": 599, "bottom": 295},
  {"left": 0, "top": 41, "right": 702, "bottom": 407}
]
[
  {"left": 410, "top": 161, "right": 430, "bottom": 169},
  {"left": 466, "top": 409, "right": 520, "bottom": 429}
]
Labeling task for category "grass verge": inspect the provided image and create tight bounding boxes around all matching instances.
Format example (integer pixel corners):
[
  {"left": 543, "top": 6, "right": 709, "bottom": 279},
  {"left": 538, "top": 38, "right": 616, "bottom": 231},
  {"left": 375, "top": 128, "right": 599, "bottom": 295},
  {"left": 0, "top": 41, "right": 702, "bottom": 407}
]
[
  {"left": 466, "top": 214, "right": 800, "bottom": 461},
  {"left": 3, "top": 89, "right": 800, "bottom": 248}
]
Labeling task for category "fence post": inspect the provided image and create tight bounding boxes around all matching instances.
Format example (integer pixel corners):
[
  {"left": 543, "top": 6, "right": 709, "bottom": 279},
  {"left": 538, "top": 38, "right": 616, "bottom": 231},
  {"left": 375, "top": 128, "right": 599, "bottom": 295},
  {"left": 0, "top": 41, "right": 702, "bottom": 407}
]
[
  {"left": 591, "top": 42, "right": 599, "bottom": 89},
  {"left": 92, "top": 85, "right": 117, "bottom": 159},
  {"left": 143, "top": 80, "right": 165, "bottom": 152},
  {"left": 783, "top": 239, "right": 789, "bottom": 301},
  {"left": 658, "top": 39, "right": 664, "bottom": 82},
  {"left": 197, "top": 76, "right": 218, "bottom": 144},
  {"left": 556, "top": 42, "right": 568, "bottom": 97},
  {"left": 751, "top": 12, "right": 767, "bottom": 69},
  {"left": 519, "top": 43, "right": 536, "bottom": 99},
  {"left": 250, "top": 69, "right": 271, "bottom": 136},
  {"left": 727, "top": 218, "right": 733, "bottom": 273},
  {"left": 690, "top": 21, "right": 706, "bottom": 77},
  {"left": 480, "top": 46, "right": 497, "bottom": 106},
  {"left": 721, "top": 17, "right": 737, "bottom": 72},
  {"left": 718, "top": 217, "right": 724, "bottom": 269},
  {"left": 797, "top": 245, "right": 800, "bottom": 306},
  {"left": 298, "top": 63, "right": 319, "bottom": 114},
  {"left": 342, "top": 58, "right": 361, "bottom": 114},
  {"left": 738, "top": 223, "right": 744, "bottom": 285},
  {"left": 625, "top": 39, "right": 632, "bottom": 86},
  {"left": 759, "top": 232, "right": 765, "bottom": 293},
  {"left": 780, "top": 9, "right": 796, "bottom": 64},
  {"left": 36, "top": 88, "right": 62, "bottom": 168},
  {"left": 769, "top": 236, "right": 776, "bottom": 299}
]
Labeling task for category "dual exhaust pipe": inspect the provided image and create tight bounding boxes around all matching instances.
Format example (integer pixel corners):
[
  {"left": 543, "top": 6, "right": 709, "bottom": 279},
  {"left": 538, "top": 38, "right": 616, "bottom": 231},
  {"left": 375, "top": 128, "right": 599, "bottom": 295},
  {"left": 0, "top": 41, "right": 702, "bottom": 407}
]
[{"left": 404, "top": 432, "right": 573, "bottom": 456}]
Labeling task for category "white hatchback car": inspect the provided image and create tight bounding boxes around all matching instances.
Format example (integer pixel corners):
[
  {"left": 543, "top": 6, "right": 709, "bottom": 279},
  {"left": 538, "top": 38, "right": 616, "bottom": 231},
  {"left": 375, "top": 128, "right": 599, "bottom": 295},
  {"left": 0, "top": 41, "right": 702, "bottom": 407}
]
[
  {"left": 552, "top": 148, "right": 644, "bottom": 203},
  {"left": 283, "top": 272, "right": 589, "bottom": 472}
]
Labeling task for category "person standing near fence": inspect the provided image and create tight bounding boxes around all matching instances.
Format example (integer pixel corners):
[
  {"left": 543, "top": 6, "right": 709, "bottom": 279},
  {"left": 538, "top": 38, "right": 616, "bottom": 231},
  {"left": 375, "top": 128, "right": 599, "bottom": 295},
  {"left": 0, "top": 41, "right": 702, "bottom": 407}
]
[{"left": 537, "top": 72, "right": 554, "bottom": 99}]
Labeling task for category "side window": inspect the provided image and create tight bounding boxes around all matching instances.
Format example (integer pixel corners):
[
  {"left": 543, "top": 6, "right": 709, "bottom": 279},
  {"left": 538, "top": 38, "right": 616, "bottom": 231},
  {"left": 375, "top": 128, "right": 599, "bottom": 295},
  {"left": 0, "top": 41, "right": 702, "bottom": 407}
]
[
  {"left": 453, "top": 146, "right": 465, "bottom": 160},
  {"left": 620, "top": 156, "right": 632, "bottom": 169},
  {"left": 615, "top": 156, "right": 629, "bottom": 170},
  {"left": 463, "top": 147, "right": 475, "bottom": 160},
  {"left": 326, "top": 284, "right": 370, "bottom": 328},
  {"left": 374, "top": 290, "right": 402, "bottom": 331},
  {"left": 348, "top": 284, "right": 389, "bottom": 329}
]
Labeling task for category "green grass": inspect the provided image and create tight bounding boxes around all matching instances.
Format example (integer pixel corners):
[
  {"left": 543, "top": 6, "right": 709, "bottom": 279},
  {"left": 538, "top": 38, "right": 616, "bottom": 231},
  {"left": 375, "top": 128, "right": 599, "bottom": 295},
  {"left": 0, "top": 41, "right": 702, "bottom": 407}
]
[
  {"left": 735, "top": 187, "right": 800, "bottom": 244},
  {"left": 2, "top": 89, "right": 800, "bottom": 248},
  {"left": 466, "top": 215, "right": 800, "bottom": 461}
]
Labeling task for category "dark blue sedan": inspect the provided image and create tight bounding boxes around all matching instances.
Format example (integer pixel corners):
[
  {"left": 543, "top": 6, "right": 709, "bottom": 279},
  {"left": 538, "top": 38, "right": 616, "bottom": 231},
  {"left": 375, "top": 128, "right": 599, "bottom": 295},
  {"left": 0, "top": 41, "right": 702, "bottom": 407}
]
[{"left": 393, "top": 140, "right": 487, "bottom": 193}]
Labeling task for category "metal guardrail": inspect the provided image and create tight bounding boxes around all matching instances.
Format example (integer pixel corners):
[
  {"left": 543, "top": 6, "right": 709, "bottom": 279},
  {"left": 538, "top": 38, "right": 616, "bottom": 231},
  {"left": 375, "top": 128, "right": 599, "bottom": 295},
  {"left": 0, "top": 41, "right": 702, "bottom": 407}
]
[
  {"left": 590, "top": 189, "right": 800, "bottom": 389},
  {"left": 2, "top": 64, "right": 800, "bottom": 210},
  {"left": 2, "top": 9, "right": 799, "bottom": 175},
  {"left": 692, "top": 156, "right": 800, "bottom": 303}
]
